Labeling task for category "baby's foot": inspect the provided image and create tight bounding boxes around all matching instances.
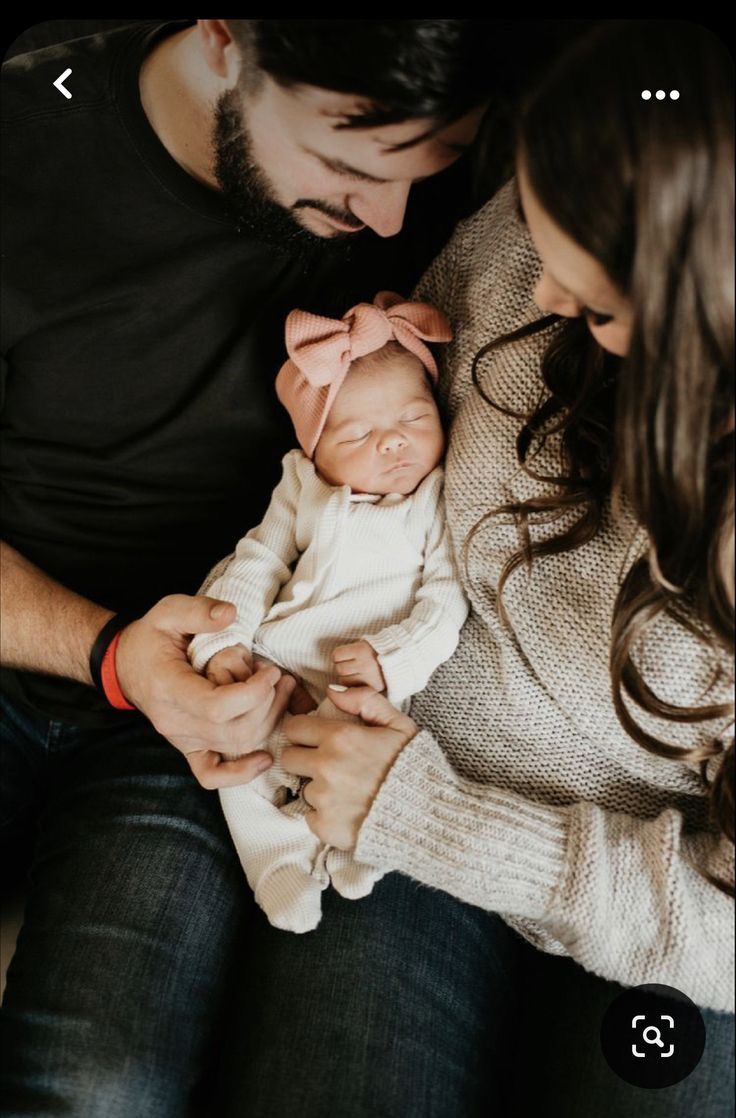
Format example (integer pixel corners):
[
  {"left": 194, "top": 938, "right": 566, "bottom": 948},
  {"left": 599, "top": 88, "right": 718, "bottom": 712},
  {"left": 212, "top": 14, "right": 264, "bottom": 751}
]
[
  {"left": 221, "top": 785, "right": 329, "bottom": 933},
  {"left": 256, "top": 861, "right": 328, "bottom": 933},
  {"left": 326, "top": 847, "right": 384, "bottom": 900}
]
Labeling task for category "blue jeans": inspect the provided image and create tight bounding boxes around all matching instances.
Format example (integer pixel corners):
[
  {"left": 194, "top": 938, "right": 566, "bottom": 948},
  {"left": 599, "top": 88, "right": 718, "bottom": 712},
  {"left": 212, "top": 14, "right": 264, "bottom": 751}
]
[
  {"left": 0, "top": 693, "right": 249, "bottom": 1117},
  {"left": 1, "top": 695, "right": 733, "bottom": 1117}
]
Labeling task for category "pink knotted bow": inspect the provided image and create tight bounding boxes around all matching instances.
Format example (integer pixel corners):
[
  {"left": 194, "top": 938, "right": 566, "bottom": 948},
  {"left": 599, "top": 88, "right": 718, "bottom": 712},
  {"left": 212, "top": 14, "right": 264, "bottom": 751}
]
[{"left": 275, "top": 291, "right": 452, "bottom": 457}]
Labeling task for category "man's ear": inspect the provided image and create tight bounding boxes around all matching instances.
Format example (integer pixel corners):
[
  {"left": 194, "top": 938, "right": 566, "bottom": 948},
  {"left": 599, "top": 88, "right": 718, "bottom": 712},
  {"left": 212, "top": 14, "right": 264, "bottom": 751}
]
[{"left": 196, "top": 20, "right": 240, "bottom": 83}]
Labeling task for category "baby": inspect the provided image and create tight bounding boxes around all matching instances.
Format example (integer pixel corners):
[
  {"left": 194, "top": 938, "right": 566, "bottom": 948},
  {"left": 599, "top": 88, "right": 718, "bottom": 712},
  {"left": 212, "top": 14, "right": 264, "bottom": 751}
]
[{"left": 189, "top": 291, "right": 468, "bottom": 932}]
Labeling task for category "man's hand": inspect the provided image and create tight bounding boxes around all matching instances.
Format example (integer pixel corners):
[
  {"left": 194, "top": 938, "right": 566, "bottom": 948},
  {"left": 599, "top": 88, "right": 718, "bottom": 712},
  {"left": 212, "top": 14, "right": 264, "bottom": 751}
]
[
  {"left": 281, "top": 684, "right": 416, "bottom": 849},
  {"left": 206, "top": 645, "right": 318, "bottom": 716},
  {"left": 252, "top": 654, "right": 318, "bottom": 716},
  {"left": 332, "top": 640, "right": 386, "bottom": 691},
  {"left": 115, "top": 595, "right": 296, "bottom": 789}
]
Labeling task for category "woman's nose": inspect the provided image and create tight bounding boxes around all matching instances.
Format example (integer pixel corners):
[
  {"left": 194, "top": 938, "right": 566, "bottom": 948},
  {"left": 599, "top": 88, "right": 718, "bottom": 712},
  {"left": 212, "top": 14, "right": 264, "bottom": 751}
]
[
  {"left": 534, "top": 270, "right": 581, "bottom": 318},
  {"left": 378, "top": 429, "right": 408, "bottom": 453}
]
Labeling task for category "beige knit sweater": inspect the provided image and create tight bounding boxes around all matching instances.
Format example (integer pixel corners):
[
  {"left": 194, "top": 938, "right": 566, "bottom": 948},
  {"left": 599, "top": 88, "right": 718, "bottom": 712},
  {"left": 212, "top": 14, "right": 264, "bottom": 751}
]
[{"left": 353, "top": 181, "right": 735, "bottom": 1014}]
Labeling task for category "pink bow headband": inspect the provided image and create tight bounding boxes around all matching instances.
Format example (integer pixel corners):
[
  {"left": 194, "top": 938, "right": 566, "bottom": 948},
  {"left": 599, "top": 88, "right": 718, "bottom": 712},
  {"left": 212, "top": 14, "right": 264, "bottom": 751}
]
[{"left": 275, "top": 290, "right": 452, "bottom": 457}]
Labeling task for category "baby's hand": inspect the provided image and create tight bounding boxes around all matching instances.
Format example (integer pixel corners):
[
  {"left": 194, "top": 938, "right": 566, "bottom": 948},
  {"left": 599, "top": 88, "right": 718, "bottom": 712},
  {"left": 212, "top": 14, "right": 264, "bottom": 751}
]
[
  {"left": 205, "top": 643, "right": 254, "bottom": 685},
  {"left": 332, "top": 640, "right": 386, "bottom": 692}
]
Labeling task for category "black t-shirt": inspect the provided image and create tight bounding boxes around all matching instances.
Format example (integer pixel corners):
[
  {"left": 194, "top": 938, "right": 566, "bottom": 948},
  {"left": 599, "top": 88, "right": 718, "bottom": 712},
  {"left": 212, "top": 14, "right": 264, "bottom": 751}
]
[{"left": 1, "top": 21, "right": 475, "bottom": 723}]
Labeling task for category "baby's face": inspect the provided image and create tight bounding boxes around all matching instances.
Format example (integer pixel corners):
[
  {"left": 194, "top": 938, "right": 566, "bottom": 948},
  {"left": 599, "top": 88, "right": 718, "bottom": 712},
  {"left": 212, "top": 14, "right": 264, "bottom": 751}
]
[{"left": 314, "top": 354, "right": 445, "bottom": 495}]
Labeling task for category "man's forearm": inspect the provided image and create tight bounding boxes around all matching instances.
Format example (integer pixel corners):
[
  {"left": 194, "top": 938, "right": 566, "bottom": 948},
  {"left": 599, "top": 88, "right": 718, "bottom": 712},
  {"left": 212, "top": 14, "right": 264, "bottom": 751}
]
[{"left": 0, "top": 542, "right": 113, "bottom": 684}]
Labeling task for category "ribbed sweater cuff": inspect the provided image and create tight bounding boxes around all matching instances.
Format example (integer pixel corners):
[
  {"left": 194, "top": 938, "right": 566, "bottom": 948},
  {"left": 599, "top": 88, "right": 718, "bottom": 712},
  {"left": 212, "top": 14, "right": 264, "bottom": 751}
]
[{"left": 355, "top": 730, "right": 569, "bottom": 920}]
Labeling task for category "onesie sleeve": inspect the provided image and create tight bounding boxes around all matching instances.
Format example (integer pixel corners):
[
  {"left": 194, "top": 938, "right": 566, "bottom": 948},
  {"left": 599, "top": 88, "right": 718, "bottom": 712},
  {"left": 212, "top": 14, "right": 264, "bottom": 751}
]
[
  {"left": 363, "top": 471, "right": 469, "bottom": 705},
  {"left": 188, "top": 450, "right": 303, "bottom": 671}
]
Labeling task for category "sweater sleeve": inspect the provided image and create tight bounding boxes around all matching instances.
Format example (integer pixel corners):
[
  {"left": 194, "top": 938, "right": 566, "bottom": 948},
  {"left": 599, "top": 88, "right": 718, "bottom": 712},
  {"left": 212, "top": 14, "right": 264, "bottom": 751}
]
[
  {"left": 355, "top": 729, "right": 735, "bottom": 1013},
  {"left": 362, "top": 475, "right": 469, "bottom": 705},
  {"left": 188, "top": 451, "right": 302, "bottom": 671}
]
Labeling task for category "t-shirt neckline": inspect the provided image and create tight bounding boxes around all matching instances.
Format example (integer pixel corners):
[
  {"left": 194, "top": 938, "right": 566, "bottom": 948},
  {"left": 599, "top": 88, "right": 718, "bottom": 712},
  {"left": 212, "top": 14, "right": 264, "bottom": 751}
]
[{"left": 112, "top": 20, "right": 236, "bottom": 225}]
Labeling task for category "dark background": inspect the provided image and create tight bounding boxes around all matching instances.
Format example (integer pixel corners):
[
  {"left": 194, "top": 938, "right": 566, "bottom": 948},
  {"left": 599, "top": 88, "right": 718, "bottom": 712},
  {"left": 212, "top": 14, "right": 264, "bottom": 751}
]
[{"left": 3, "top": 19, "right": 731, "bottom": 209}]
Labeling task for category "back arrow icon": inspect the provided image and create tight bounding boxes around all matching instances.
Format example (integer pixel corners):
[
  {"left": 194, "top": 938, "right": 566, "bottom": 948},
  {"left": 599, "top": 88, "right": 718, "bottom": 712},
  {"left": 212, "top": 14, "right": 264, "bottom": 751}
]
[{"left": 53, "top": 68, "right": 73, "bottom": 99}]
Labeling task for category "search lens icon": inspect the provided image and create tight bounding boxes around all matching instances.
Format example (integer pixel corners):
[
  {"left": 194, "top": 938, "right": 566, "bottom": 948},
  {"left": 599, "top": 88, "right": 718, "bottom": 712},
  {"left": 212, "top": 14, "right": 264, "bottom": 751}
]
[{"left": 642, "top": 1026, "right": 664, "bottom": 1047}]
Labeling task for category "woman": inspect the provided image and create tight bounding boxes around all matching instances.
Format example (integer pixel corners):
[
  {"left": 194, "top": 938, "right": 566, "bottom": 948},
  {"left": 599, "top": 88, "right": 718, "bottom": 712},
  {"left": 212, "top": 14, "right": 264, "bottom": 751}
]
[{"left": 224, "top": 21, "right": 734, "bottom": 1117}]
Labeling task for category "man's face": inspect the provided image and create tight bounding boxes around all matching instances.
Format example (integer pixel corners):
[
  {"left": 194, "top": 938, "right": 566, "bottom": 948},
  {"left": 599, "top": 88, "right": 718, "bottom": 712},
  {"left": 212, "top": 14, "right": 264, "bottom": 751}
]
[{"left": 213, "top": 75, "right": 485, "bottom": 249}]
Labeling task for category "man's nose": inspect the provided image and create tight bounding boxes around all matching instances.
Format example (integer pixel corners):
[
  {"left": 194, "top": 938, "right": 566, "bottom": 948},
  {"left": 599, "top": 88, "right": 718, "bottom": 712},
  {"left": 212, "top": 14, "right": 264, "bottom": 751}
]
[
  {"left": 350, "top": 181, "right": 412, "bottom": 238},
  {"left": 378, "top": 428, "right": 408, "bottom": 452},
  {"left": 534, "top": 270, "right": 581, "bottom": 318}
]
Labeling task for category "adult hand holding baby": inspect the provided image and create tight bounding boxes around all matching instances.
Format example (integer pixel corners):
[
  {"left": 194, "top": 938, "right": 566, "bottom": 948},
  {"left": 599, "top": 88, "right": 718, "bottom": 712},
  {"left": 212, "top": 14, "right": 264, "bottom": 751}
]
[
  {"left": 115, "top": 594, "right": 297, "bottom": 789},
  {"left": 207, "top": 645, "right": 318, "bottom": 716},
  {"left": 281, "top": 684, "right": 417, "bottom": 849}
]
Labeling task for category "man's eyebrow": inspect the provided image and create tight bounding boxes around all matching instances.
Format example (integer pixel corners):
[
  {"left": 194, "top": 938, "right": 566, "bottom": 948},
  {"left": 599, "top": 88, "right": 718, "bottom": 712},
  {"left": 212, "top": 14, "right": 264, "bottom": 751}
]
[
  {"left": 302, "top": 148, "right": 438, "bottom": 185},
  {"left": 303, "top": 149, "right": 391, "bottom": 184}
]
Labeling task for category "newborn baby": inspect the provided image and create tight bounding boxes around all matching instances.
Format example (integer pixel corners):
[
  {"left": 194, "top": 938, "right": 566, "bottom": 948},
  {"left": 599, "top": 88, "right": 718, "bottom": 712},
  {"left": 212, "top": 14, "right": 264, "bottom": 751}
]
[{"left": 189, "top": 291, "right": 468, "bottom": 932}]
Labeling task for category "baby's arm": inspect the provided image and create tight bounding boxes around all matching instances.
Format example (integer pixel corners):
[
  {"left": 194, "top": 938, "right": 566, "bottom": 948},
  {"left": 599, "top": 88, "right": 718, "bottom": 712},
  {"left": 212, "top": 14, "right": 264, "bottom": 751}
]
[
  {"left": 188, "top": 451, "right": 303, "bottom": 673},
  {"left": 360, "top": 471, "right": 469, "bottom": 706}
]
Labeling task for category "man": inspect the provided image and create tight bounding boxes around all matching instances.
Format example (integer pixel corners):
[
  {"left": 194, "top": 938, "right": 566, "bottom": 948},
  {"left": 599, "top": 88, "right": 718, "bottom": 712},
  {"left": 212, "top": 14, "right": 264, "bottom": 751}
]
[{"left": 1, "top": 19, "right": 495, "bottom": 1114}]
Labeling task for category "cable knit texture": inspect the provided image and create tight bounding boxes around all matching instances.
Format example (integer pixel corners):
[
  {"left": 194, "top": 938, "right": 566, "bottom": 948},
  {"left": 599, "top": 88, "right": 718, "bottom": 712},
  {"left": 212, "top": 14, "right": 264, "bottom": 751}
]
[{"left": 354, "top": 179, "right": 735, "bottom": 1013}]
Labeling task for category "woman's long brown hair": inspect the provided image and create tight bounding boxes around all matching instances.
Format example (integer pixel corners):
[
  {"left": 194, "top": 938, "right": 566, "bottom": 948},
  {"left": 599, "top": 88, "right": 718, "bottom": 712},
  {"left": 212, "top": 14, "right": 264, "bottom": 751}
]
[{"left": 466, "top": 21, "right": 734, "bottom": 892}]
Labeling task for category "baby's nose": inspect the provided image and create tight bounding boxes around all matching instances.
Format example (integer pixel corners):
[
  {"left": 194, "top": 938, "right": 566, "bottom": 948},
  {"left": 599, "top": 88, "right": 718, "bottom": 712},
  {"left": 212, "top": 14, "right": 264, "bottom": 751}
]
[{"left": 378, "top": 429, "right": 408, "bottom": 452}]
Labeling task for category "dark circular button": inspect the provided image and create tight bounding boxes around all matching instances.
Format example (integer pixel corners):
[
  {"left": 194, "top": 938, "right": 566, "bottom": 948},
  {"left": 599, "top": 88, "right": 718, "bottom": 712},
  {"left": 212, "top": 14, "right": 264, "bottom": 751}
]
[{"left": 600, "top": 984, "right": 706, "bottom": 1088}]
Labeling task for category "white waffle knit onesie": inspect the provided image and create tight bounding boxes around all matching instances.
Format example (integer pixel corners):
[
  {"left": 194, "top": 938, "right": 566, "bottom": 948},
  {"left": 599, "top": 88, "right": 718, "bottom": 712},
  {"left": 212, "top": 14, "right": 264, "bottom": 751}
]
[{"left": 189, "top": 449, "right": 468, "bottom": 932}]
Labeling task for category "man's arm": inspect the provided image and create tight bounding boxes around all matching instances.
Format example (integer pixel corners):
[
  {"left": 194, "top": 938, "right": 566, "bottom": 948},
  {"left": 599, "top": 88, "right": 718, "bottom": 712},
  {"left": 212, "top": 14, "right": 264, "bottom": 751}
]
[
  {"left": 0, "top": 541, "right": 113, "bottom": 683},
  {"left": 0, "top": 541, "right": 295, "bottom": 788}
]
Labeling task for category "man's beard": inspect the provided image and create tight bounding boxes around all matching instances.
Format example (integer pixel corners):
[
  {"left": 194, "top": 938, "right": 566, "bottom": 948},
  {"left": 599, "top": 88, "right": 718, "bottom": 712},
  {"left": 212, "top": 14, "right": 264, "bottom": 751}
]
[{"left": 212, "top": 88, "right": 359, "bottom": 263}]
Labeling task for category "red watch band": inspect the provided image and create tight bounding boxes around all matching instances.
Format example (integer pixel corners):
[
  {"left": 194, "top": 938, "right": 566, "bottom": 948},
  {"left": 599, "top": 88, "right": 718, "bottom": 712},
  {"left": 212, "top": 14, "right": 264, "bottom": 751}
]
[{"left": 100, "top": 630, "right": 136, "bottom": 711}]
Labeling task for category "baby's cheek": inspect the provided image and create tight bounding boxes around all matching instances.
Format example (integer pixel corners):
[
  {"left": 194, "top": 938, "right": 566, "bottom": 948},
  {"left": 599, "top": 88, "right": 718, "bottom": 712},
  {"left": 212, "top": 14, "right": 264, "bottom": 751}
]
[{"left": 424, "top": 427, "right": 445, "bottom": 465}]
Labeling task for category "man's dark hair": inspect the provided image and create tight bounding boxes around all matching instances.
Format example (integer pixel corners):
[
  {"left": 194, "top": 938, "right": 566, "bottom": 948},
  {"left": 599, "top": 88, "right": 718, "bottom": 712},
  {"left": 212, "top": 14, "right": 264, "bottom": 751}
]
[{"left": 227, "top": 20, "right": 496, "bottom": 148}]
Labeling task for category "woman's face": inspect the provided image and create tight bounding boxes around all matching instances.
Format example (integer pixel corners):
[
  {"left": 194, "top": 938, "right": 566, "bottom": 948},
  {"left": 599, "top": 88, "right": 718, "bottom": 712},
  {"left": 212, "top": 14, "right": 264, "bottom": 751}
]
[{"left": 517, "top": 160, "right": 634, "bottom": 357}]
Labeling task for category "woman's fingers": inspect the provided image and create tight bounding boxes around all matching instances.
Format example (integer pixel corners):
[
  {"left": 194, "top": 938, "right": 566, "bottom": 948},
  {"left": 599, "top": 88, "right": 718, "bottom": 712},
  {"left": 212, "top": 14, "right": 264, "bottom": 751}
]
[
  {"left": 280, "top": 744, "right": 318, "bottom": 779},
  {"left": 324, "top": 683, "right": 415, "bottom": 732}
]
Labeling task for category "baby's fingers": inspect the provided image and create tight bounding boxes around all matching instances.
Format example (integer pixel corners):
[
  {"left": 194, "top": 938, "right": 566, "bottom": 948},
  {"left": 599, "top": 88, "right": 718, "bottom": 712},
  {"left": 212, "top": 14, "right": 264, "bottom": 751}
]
[
  {"left": 334, "top": 657, "right": 360, "bottom": 680},
  {"left": 206, "top": 644, "right": 253, "bottom": 685},
  {"left": 207, "top": 664, "right": 237, "bottom": 685}
]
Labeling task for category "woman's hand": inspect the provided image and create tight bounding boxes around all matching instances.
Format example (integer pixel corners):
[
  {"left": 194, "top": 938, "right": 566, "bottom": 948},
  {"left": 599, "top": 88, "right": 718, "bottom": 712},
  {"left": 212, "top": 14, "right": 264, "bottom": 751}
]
[{"left": 281, "top": 684, "right": 417, "bottom": 849}]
